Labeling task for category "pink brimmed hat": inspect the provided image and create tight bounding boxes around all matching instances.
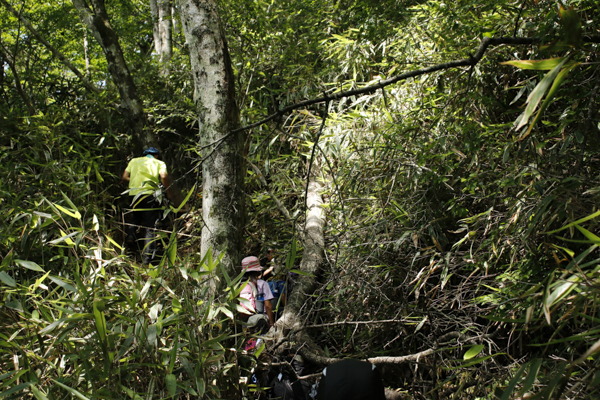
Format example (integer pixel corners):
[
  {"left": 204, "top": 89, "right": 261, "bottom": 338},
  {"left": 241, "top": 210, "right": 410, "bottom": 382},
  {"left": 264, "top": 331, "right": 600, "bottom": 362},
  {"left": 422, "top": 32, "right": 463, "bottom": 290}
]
[{"left": 241, "top": 256, "right": 262, "bottom": 273}]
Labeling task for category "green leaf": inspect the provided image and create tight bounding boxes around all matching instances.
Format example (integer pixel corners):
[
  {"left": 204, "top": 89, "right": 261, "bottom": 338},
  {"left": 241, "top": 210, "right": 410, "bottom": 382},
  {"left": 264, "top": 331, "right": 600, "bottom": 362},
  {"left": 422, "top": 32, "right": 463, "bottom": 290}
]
[
  {"left": 521, "top": 359, "right": 542, "bottom": 396},
  {"left": 446, "top": 353, "right": 505, "bottom": 370},
  {"left": 165, "top": 374, "right": 177, "bottom": 397},
  {"left": 286, "top": 237, "right": 297, "bottom": 270},
  {"left": 501, "top": 57, "right": 567, "bottom": 71},
  {"left": 48, "top": 276, "right": 77, "bottom": 292},
  {"left": 168, "top": 332, "right": 179, "bottom": 374},
  {"left": 546, "top": 280, "right": 577, "bottom": 308},
  {"left": 515, "top": 57, "right": 569, "bottom": 133},
  {"left": 522, "top": 61, "right": 579, "bottom": 139},
  {"left": 196, "top": 378, "right": 205, "bottom": 397},
  {"left": 147, "top": 324, "right": 158, "bottom": 347},
  {"left": 0, "top": 271, "right": 16, "bottom": 287},
  {"left": 545, "top": 210, "right": 600, "bottom": 234},
  {"left": 14, "top": 259, "right": 45, "bottom": 272},
  {"left": 574, "top": 225, "right": 600, "bottom": 244},
  {"left": 500, "top": 363, "right": 528, "bottom": 400},
  {"left": 167, "top": 234, "right": 177, "bottom": 266},
  {"left": 559, "top": 6, "right": 582, "bottom": 48},
  {"left": 172, "top": 297, "right": 182, "bottom": 314},
  {"left": 119, "top": 385, "right": 144, "bottom": 400},
  {"left": 174, "top": 184, "right": 196, "bottom": 213},
  {"left": 52, "top": 202, "right": 81, "bottom": 220},
  {"left": 0, "top": 382, "right": 31, "bottom": 398},
  {"left": 93, "top": 303, "right": 107, "bottom": 345},
  {"left": 29, "top": 385, "right": 49, "bottom": 400},
  {"left": 52, "top": 380, "right": 91, "bottom": 400},
  {"left": 463, "top": 344, "right": 484, "bottom": 360}
]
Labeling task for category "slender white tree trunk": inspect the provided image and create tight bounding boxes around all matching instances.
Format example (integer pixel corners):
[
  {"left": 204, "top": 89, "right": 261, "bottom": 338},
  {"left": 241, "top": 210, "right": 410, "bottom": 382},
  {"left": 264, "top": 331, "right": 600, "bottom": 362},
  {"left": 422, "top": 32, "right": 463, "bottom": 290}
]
[
  {"left": 178, "top": 0, "right": 244, "bottom": 284},
  {"left": 158, "top": 0, "right": 172, "bottom": 64},
  {"left": 149, "top": 0, "right": 161, "bottom": 56}
]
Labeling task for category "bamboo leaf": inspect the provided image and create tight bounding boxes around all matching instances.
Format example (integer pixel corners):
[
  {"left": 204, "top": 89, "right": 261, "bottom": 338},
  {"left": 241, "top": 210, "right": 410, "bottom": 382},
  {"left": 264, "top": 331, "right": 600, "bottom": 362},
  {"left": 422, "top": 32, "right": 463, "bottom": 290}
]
[
  {"left": 93, "top": 303, "right": 107, "bottom": 345},
  {"left": 30, "top": 385, "right": 49, "bottom": 400},
  {"left": 167, "top": 234, "right": 177, "bottom": 266},
  {"left": 546, "top": 281, "right": 577, "bottom": 308},
  {"left": 0, "top": 382, "right": 31, "bottom": 397},
  {"left": 515, "top": 57, "right": 568, "bottom": 132},
  {"left": 165, "top": 374, "right": 177, "bottom": 397},
  {"left": 521, "top": 359, "right": 542, "bottom": 396},
  {"left": 48, "top": 276, "right": 77, "bottom": 292},
  {"left": 574, "top": 225, "right": 600, "bottom": 244},
  {"left": 168, "top": 332, "right": 179, "bottom": 374},
  {"left": 501, "top": 57, "right": 566, "bottom": 70},
  {"left": 14, "top": 259, "right": 45, "bottom": 272},
  {"left": 463, "top": 344, "right": 484, "bottom": 360},
  {"left": 0, "top": 271, "right": 16, "bottom": 287},
  {"left": 500, "top": 363, "right": 528, "bottom": 400},
  {"left": 196, "top": 378, "right": 205, "bottom": 397},
  {"left": 521, "top": 62, "right": 579, "bottom": 139},
  {"left": 174, "top": 184, "right": 196, "bottom": 213},
  {"left": 52, "top": 202, "right": 81, "bottom": 220},
  {"left": 545, "top": 210, "right": 600, "bottom": 234},
  {"left": 52, "top": 380, "right": 91, "bottom": 400}
]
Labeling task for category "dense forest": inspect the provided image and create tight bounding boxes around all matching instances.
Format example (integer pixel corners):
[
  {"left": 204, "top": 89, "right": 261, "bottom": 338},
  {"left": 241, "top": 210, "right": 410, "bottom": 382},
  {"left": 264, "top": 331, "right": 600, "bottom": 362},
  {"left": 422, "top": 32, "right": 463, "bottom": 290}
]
[{"left": 1, "top": 0, "right": 600, "bottom": 398}]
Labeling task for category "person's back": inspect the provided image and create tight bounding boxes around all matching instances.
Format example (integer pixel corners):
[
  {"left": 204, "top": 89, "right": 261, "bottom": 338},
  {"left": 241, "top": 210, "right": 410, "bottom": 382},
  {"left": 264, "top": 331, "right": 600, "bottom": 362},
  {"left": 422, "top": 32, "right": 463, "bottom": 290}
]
[
  {"left": 121, "top": 147, "right": 170, "bottom": 264},
  {"left": 316, "top": 359, "right": 385, "bottom": 400},
  {"left": 126, "top": 156, "right": 167, "bottom": 196}
]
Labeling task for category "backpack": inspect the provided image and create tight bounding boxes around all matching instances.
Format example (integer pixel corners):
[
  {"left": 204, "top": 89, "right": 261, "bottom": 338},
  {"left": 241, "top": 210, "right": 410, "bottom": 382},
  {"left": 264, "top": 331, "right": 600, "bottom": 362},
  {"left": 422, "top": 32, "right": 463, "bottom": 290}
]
[
  {"left": 240, "top": 280, "right": 258, "bottom": 315},
  {"left": 268, "top": 356, "right": 311, "bottom": 400},
  {"left": 268, "top": 280, "right": 286, "bottom": 311},
  {"left": 316, "top": 359, "right": 385, "bottom": 400}
]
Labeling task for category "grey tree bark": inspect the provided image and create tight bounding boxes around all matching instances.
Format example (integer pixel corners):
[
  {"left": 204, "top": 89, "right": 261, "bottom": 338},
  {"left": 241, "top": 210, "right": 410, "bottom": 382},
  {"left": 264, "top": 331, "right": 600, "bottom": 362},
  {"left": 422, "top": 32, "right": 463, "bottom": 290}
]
[
  {"left": 149, "top": 0, "right": 172, "bottom": 65},
  {"left": 178, "top": 0, "right": 244, "bottom": 283},
  {"left": 158, "top": 0, "right": 173, "bottom": 64},
  {"left": 149, "top": 0, "right": 161, "bottom": 55},
  {"left": 71, "top": 0, "right": 154, "bottom": 150}
]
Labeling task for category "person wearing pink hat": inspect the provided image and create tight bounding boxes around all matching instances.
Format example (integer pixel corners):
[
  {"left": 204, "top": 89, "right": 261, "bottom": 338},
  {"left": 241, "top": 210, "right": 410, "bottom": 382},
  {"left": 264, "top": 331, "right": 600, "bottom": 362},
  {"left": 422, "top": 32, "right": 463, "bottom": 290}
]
[{"left": 239, "top": 256, "right": 275, "bottom": 330}]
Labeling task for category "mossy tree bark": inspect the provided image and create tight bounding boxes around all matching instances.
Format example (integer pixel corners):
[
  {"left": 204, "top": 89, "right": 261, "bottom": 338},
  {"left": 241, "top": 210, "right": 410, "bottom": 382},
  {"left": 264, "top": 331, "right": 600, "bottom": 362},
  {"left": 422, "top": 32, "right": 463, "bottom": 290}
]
[{"left": 178, "top": 0, "right": 244, "bottom": 283}]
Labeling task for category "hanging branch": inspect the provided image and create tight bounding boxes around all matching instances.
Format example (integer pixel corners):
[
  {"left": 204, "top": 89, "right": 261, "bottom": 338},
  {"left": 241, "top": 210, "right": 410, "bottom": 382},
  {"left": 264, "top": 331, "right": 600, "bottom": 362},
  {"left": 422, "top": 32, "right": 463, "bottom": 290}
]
[{"left": 231, "top": 36, "right": 600, "bottom": 134}]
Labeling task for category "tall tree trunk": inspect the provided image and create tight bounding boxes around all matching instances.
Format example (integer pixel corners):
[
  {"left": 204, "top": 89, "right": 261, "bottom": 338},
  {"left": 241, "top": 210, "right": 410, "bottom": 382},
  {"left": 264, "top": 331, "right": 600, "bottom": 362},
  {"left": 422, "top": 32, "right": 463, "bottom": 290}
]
[
  {"left": 71, "top": 0, "right": 154, "bottom": 150},
  {"left": 149, "top": 0, "right": 161, "bottom": 55},
  {"left": 158, "top": 0, "right": 172, "bottom": 64},
  {"left": 178, "top": 0, "right": 244, "bottom": 284},
  {"left": 150, "top": 0, "right": 172, "bottom": 73}
]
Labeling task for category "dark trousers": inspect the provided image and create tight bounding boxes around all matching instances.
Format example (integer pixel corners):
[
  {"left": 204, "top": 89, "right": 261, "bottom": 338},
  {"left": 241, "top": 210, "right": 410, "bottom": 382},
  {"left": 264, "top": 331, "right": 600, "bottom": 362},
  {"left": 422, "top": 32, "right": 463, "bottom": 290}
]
[{"left": 127, "top": 195, "right": 161, "bottom": 264}]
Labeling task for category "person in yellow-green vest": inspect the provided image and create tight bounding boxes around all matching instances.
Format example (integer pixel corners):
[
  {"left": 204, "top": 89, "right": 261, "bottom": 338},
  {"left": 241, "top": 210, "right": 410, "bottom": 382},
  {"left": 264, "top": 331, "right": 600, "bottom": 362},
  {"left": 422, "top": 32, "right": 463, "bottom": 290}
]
[{"left": 121, "top": 147, "right": 171, "bottom": 265}]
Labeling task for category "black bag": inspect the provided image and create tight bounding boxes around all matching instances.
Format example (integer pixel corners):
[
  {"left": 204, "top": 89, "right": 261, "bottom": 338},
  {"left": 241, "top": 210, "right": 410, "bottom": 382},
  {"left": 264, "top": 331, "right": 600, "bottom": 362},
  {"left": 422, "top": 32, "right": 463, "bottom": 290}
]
[
  {"left": 316, "top": 359, "right": 385, "bottom": 400},
  {"left": 269, "top": 357, "right": 310, "bottom": 400}
]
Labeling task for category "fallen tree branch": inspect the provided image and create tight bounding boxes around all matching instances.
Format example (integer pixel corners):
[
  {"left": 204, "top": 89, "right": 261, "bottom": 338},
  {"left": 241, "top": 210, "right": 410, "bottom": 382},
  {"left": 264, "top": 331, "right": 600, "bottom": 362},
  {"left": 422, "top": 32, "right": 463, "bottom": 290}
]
[{"left": 303, "top": 318, "right": 411, "bottom": 328}]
